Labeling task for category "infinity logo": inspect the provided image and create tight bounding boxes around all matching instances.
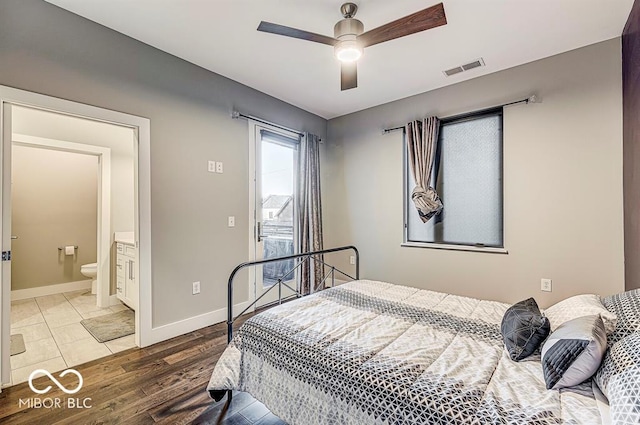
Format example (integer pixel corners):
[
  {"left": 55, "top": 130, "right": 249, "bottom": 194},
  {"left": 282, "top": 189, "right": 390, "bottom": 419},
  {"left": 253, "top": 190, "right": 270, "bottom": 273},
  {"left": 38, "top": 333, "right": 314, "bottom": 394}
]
[{"left": 28, "top": 369, "right": 83, "bottom": 395}]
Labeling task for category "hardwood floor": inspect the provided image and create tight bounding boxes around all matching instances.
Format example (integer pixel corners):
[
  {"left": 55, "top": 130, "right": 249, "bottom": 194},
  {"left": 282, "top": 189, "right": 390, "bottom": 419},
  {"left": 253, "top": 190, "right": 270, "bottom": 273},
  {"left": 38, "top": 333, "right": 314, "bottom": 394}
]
[{"left": 0, "top": 318, "right": 286, "bottom": 424}]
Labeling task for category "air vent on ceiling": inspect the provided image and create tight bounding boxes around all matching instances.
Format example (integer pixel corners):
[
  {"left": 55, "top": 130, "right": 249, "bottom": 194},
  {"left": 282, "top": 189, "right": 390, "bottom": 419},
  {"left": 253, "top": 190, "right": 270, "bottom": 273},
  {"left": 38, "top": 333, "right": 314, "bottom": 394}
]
[{"left": 443, "top": 58, "right": 485, "bottom": 77}]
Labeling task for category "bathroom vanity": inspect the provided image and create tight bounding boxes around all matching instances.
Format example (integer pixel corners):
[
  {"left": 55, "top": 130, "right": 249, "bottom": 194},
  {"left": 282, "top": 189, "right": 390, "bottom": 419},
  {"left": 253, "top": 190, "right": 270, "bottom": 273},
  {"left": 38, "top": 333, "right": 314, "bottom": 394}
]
[{"left": 115, "top": 233, "right": 137, "bottom": 310}]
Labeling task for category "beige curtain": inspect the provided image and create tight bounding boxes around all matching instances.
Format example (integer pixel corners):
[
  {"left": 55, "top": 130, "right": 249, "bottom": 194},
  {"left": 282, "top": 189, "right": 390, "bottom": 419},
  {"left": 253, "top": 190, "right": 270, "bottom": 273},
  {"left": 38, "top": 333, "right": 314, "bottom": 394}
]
[
  {"left": 406, "top": 117, "right": 443, "bottom": 222},
  {"left": 298, "top": 132, "right": 323, "bottom": 295}
]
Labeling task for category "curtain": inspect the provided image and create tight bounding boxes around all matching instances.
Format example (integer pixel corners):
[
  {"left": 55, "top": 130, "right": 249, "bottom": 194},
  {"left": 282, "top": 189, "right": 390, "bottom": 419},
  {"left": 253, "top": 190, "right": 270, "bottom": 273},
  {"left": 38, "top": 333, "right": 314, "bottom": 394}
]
[
  {"left": 297, "top": 132, "right": 324, "bottom": 295},
  {"left": 406, "top": 117, "right": 443, "bottom": 222}
]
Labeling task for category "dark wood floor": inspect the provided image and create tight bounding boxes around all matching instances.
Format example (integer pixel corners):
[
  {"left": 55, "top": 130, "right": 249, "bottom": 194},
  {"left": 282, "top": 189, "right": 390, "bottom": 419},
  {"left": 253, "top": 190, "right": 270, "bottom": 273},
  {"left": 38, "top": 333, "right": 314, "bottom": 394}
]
[{"left": 0, "top": 318, "right": 286, "bottom": 424}]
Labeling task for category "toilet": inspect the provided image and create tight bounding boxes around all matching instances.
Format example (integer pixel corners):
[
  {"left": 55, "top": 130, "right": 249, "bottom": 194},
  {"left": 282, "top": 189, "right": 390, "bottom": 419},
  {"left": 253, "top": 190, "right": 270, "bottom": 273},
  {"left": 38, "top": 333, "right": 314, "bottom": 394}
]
[{"left": 80, "top": 263, "right": 98, "bottom": 294}]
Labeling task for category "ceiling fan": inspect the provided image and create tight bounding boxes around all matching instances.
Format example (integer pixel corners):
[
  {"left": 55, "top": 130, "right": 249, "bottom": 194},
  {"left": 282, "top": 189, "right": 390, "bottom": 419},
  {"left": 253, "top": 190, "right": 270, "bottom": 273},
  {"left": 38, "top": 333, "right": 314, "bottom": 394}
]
[{"left": 257, "top": 2, "right": 447, "bottom": 91}]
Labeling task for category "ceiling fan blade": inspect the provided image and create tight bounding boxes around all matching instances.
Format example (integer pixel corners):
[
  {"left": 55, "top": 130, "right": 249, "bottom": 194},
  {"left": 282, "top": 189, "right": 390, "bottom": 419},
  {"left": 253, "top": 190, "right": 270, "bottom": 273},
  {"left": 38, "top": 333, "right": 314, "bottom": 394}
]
[
  {"left": 358, "top": 3, "right": 447, "bottom": 48},
  {"left": 257, "top": 21, "right": 338, "bottom": 46},
  {"left": 341, "top": 62, "right": 358, "bottom": 91}
]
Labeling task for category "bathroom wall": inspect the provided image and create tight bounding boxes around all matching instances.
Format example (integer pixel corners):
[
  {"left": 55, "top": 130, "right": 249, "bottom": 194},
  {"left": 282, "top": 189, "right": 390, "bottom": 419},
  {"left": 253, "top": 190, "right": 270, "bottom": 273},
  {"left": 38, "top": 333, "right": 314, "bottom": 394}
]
[
  {"left": 12, "top": 106, "right": 135, "bottom": 235},
  {"left": 11, "top": 146, "right": 98, "bottom": 289}
]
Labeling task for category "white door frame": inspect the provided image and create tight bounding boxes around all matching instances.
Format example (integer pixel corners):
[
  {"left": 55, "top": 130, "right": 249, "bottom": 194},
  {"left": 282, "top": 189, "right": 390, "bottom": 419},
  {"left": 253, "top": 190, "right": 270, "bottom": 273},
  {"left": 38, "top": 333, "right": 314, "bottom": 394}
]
[
  {"left": 12, "top": 134, "right": 115, "bottom": 308},
  {"left": 0, "top": 86, "right": 153, "bottom": 387}
]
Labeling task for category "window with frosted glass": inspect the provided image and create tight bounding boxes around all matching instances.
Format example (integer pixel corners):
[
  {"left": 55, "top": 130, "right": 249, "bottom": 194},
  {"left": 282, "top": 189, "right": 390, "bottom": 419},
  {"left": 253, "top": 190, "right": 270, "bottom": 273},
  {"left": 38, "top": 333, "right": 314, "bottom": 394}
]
[{"left": 405, "top": 109, "right": 503, "bottom": 248}]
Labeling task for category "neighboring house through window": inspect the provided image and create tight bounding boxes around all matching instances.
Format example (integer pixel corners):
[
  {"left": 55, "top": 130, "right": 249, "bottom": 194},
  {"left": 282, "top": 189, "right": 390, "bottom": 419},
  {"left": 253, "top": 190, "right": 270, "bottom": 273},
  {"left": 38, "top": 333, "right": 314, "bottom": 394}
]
[{"left": 404, "top": 108, "right": 504, "bottom": 251}]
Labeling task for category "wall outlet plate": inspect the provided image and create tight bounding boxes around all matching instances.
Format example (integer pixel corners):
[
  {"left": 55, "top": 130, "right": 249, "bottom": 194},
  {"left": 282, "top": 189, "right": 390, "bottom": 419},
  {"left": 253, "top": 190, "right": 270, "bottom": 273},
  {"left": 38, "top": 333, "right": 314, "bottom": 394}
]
[
  {"left": 216, "top": 161, "right": 223, "bottom": 173},
  {"left": 207, "top": 161, "right": 216, "bottom": 173},
  {"left": 228, "top": 216, "right": 235, "bottom": 227},
  {"left": 541, "top": 278, "right": 552, "bottom": 292},
  {"left": 349, "top": 255, "right": 356, "bottom": 265},
  {"left": 192, "top": 281, "right": 201, "bottom": 295}
]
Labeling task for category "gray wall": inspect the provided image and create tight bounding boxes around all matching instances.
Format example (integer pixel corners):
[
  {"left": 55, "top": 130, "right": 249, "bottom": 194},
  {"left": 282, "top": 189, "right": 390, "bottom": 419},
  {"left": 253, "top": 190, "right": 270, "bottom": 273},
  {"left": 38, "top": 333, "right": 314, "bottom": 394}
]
[
  {"left": 325, "top": 39, "right": 625, "bottom": 308},
  {"left": 11, "top": 146, "right": 98, "bottom": 289},
  {"left": 0, "top": 0, "right": 326, "bottom": 327}
]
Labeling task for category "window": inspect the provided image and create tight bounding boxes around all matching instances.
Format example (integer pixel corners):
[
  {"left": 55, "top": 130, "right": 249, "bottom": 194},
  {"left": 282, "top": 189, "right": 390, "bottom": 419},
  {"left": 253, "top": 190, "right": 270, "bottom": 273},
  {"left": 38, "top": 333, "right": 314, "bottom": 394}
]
[{"left": 403, "top": 108, "right": 504, "bottom": 251}]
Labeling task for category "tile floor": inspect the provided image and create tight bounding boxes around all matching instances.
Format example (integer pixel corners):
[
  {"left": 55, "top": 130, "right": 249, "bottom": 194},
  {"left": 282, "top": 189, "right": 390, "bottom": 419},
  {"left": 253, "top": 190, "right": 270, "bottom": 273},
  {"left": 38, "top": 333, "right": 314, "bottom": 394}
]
[{"left": 9, "top": 290, "right": 136, "bottom": 386}]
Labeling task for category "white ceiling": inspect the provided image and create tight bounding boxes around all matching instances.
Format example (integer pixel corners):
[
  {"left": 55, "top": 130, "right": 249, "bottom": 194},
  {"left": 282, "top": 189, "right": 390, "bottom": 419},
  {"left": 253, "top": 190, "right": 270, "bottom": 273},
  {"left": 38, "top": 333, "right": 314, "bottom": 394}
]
[{"left": 45, "top": 0, "right": 633, "bottom": 119}]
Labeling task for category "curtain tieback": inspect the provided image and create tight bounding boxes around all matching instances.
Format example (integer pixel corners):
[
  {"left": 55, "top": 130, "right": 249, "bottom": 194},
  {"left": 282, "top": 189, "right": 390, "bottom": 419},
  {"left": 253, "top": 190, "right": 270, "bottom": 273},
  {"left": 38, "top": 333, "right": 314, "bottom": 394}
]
[{"left": 411, "top": 186, "right": 443, "bottom": 223}]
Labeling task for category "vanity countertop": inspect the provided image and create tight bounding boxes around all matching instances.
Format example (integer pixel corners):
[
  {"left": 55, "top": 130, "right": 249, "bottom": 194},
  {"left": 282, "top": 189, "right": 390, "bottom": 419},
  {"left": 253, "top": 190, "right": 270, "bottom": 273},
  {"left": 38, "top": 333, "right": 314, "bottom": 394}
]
[{"left": 114, "top": 231, "right": 135, "bottom": 246}]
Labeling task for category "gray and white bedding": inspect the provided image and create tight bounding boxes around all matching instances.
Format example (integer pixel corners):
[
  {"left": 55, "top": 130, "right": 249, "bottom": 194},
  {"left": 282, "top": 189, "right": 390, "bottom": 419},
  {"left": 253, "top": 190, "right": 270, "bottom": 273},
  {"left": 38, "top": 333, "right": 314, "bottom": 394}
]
[{"left": 207, "top": 280, "right": 605, "bottom": 424}]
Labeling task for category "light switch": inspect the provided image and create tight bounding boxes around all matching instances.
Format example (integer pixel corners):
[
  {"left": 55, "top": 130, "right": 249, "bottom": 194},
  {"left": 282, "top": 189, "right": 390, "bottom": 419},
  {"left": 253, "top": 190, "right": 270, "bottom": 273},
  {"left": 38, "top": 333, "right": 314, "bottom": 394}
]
[
  {"left": 216, "top": 162, "right": 224, "bottom": 173},
  {"left": 208, "top": 160, "right": 216, "bottom": 173},
  {"left": 228, "top": 216, "right": 235, "bottom": 227}
]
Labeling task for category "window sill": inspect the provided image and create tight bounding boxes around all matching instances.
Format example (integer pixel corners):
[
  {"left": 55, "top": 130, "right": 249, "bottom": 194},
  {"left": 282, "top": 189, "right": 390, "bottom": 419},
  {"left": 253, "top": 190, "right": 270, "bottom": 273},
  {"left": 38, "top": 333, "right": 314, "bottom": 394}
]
[{"left": 401, "top": 242, "right": 508, "bottom": 254}]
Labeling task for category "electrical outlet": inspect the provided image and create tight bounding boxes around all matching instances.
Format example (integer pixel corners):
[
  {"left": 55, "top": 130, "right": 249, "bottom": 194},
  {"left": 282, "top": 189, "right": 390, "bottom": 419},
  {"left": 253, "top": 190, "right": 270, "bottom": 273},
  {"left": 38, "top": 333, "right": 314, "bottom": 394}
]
[
  {"left": 228, "top": 216, "right": 235, "bottom": 227},
  {"left": 541, "top": 278, "right": 552, "bottom": 292},
  {"left": 207, "top": 161, "right": 216, "bottom": 173},
  {"left": 216, "top": 161, "right": 224, "bottom": 173},
  {"left": 349, "top": 256, "right": 356, "bottom": 265},
  {"left": 192, "top": 281, "right": 201, "bottom": 295}
]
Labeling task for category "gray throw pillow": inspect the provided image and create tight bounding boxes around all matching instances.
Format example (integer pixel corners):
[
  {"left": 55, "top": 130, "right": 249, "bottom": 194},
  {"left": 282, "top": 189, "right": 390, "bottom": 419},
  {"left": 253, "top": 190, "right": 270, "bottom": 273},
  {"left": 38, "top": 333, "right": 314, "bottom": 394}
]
[
  {"left": 501, "top": 298, "right": 550, "bottom": 361},
  {"left": 541, "top": 315, "right": 607, "bottom": 390}
]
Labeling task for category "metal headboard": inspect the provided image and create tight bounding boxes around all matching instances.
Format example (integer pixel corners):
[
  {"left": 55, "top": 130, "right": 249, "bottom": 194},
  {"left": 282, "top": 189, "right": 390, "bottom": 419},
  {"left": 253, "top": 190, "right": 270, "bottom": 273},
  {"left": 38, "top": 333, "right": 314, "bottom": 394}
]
[{"left": 226, "top": 245, "right": 359, "bottom": 344}]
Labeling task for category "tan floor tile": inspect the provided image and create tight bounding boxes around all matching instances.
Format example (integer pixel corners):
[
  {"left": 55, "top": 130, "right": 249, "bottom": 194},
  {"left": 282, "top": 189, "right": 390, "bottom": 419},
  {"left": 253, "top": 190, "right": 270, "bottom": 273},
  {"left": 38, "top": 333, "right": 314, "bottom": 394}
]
[
  {"left": 64, "top": 291, "right": 102, "bottom": 314},
  {"left": 10, "top": 337, "right": 61, "bottom": 370},
  {"left": 58, "top": 338, "right": 111, "bottom": 367},
  {"left": 35, "top": 293, "right": 71, "bottom": 313},
  {"left": 41, "top": 309, "right": 83, "bottom": 329},
  {"left": 11, "top": 322, "right": 52, "bottom": 343},
  {"left": 11, "top": 298, "right": 35, "bottom": 306},
  {"left": 50, "top": 322, "right": 94, "bottom": 346},
  {"left": 105, "top": 334, "right": 136, "bottom": 353},
  {"left": 109, "top": 303, "right": 129, "bottom": 313},
  {"left": 78, "top": 309, "right": 113, "bottom": 320},
  {"left": 10, "top": 299, "right": 45, "bottom": 328},
  {"left": 11, "top": 357, "right": 68, "bottom": 385}
]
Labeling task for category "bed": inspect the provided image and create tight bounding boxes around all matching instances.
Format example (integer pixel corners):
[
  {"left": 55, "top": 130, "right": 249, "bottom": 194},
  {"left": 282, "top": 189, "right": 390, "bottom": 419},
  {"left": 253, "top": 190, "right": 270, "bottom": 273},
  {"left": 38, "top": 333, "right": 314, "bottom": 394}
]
[{"left": 207, "top": 279, "right": 621, "bottom": 424}]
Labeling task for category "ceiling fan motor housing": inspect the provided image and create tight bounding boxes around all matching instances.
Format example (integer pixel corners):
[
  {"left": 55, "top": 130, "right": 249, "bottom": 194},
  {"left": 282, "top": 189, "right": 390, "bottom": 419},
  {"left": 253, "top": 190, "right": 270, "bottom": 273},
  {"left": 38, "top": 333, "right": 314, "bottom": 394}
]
[{"left": 334, "top": 18, "right": 364, "bottom": 39}]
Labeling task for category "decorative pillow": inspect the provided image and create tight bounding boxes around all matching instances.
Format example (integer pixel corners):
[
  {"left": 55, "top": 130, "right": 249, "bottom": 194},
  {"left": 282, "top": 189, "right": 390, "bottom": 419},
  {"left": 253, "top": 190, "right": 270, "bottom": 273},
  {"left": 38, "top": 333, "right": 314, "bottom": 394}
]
[
  {"left": 602, "top": 289, "right": 640, "bottom": 346},
  {"left": 594, "top": 332, "right": 640, "bottom": 424},
  {"left": 501, "top": 298, "right": 550, "bottom": 361},
  {"left": 541, "top": 315, "right": 607, "bottom": 390},
  {"left": 544, "top": 294, "right": 617, "bottom": 335}
]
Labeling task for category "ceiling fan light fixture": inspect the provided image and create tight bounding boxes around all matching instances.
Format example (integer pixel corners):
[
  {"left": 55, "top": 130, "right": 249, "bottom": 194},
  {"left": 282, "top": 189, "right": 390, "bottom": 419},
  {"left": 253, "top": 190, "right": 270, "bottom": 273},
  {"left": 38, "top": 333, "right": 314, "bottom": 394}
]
[{"left": 335, "top": 39, "right": 363, "bottom": 62}]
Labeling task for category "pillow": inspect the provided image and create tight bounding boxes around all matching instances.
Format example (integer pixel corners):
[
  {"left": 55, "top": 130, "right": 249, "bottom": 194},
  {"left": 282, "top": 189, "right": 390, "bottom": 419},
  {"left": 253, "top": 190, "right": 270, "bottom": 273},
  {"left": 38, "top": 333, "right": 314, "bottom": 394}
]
[
  {"left": 501, "top": 298, "right": 550, "bottom": 361},
  {"left": 544, "top": 294, "right": 617, "bottom": 335},
  {"left": 602, "top": 289, "right": 640, "bottom": 345},
  {"left": 594, "top": 332, "right": 640, "bottom": 424},
  {"left": 541, "top": 315, "right": 607, "bottom": 390}
]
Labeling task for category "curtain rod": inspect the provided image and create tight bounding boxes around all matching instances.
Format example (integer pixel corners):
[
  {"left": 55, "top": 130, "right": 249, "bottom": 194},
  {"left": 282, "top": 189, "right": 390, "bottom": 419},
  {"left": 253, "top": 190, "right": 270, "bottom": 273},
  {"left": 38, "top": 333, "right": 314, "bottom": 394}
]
[
  {"left": 231, "top": 110, "right": 320, "bottom": 141},
  {"left": 381, "top": 94, "right": 538, "bottom": 135}
]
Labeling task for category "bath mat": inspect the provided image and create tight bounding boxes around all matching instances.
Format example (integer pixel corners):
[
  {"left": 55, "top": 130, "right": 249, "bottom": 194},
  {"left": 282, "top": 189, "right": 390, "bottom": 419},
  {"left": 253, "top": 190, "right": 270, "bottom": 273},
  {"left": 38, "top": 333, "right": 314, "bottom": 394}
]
[
  {"left": 10, "top": 334, "right": 26, "bottom": 356},
  {"left": 81, "top": 309, "right": 134, "bottom": 343}
]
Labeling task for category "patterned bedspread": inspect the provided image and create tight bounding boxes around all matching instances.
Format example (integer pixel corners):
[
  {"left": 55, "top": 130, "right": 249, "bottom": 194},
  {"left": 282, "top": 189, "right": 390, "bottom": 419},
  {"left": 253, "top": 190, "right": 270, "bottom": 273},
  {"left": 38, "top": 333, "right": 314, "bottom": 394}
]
[{"left": 207, "top": 280, "right": 604, "bottom": 424}]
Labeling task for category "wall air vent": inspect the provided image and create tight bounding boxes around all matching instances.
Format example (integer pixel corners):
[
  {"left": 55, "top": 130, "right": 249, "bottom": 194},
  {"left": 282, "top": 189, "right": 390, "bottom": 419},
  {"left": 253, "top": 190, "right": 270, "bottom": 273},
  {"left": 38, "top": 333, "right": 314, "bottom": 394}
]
[{"left": 443, "top": 58, "right": 485, "bottom": 77}]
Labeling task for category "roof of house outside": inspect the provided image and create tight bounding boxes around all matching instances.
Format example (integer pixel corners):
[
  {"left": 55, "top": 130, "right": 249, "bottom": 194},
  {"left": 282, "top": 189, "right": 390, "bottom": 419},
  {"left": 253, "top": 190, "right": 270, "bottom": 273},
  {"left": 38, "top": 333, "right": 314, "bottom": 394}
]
[{"left": 262, "top": 194, "right": 291, "bottom": 210}]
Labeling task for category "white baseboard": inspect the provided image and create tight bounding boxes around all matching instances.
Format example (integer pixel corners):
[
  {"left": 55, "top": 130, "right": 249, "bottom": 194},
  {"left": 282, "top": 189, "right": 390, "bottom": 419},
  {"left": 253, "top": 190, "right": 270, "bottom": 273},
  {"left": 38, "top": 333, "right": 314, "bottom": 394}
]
[
  {"left": 144, "top": 301, "right": 251, "bottom": 346},
  {"left": 11, "top": 280, "right": 92, "bottom": 301}
]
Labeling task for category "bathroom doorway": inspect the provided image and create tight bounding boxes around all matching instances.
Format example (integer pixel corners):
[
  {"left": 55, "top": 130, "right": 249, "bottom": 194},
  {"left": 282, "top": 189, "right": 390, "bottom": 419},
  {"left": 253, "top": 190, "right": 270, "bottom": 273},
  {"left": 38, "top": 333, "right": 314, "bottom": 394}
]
[
  {"left": 5, "top": 107, "right": 138, "bottom": 386},
  {"left": 0, "top": 88, "right": 151, "bottom": 388}
]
